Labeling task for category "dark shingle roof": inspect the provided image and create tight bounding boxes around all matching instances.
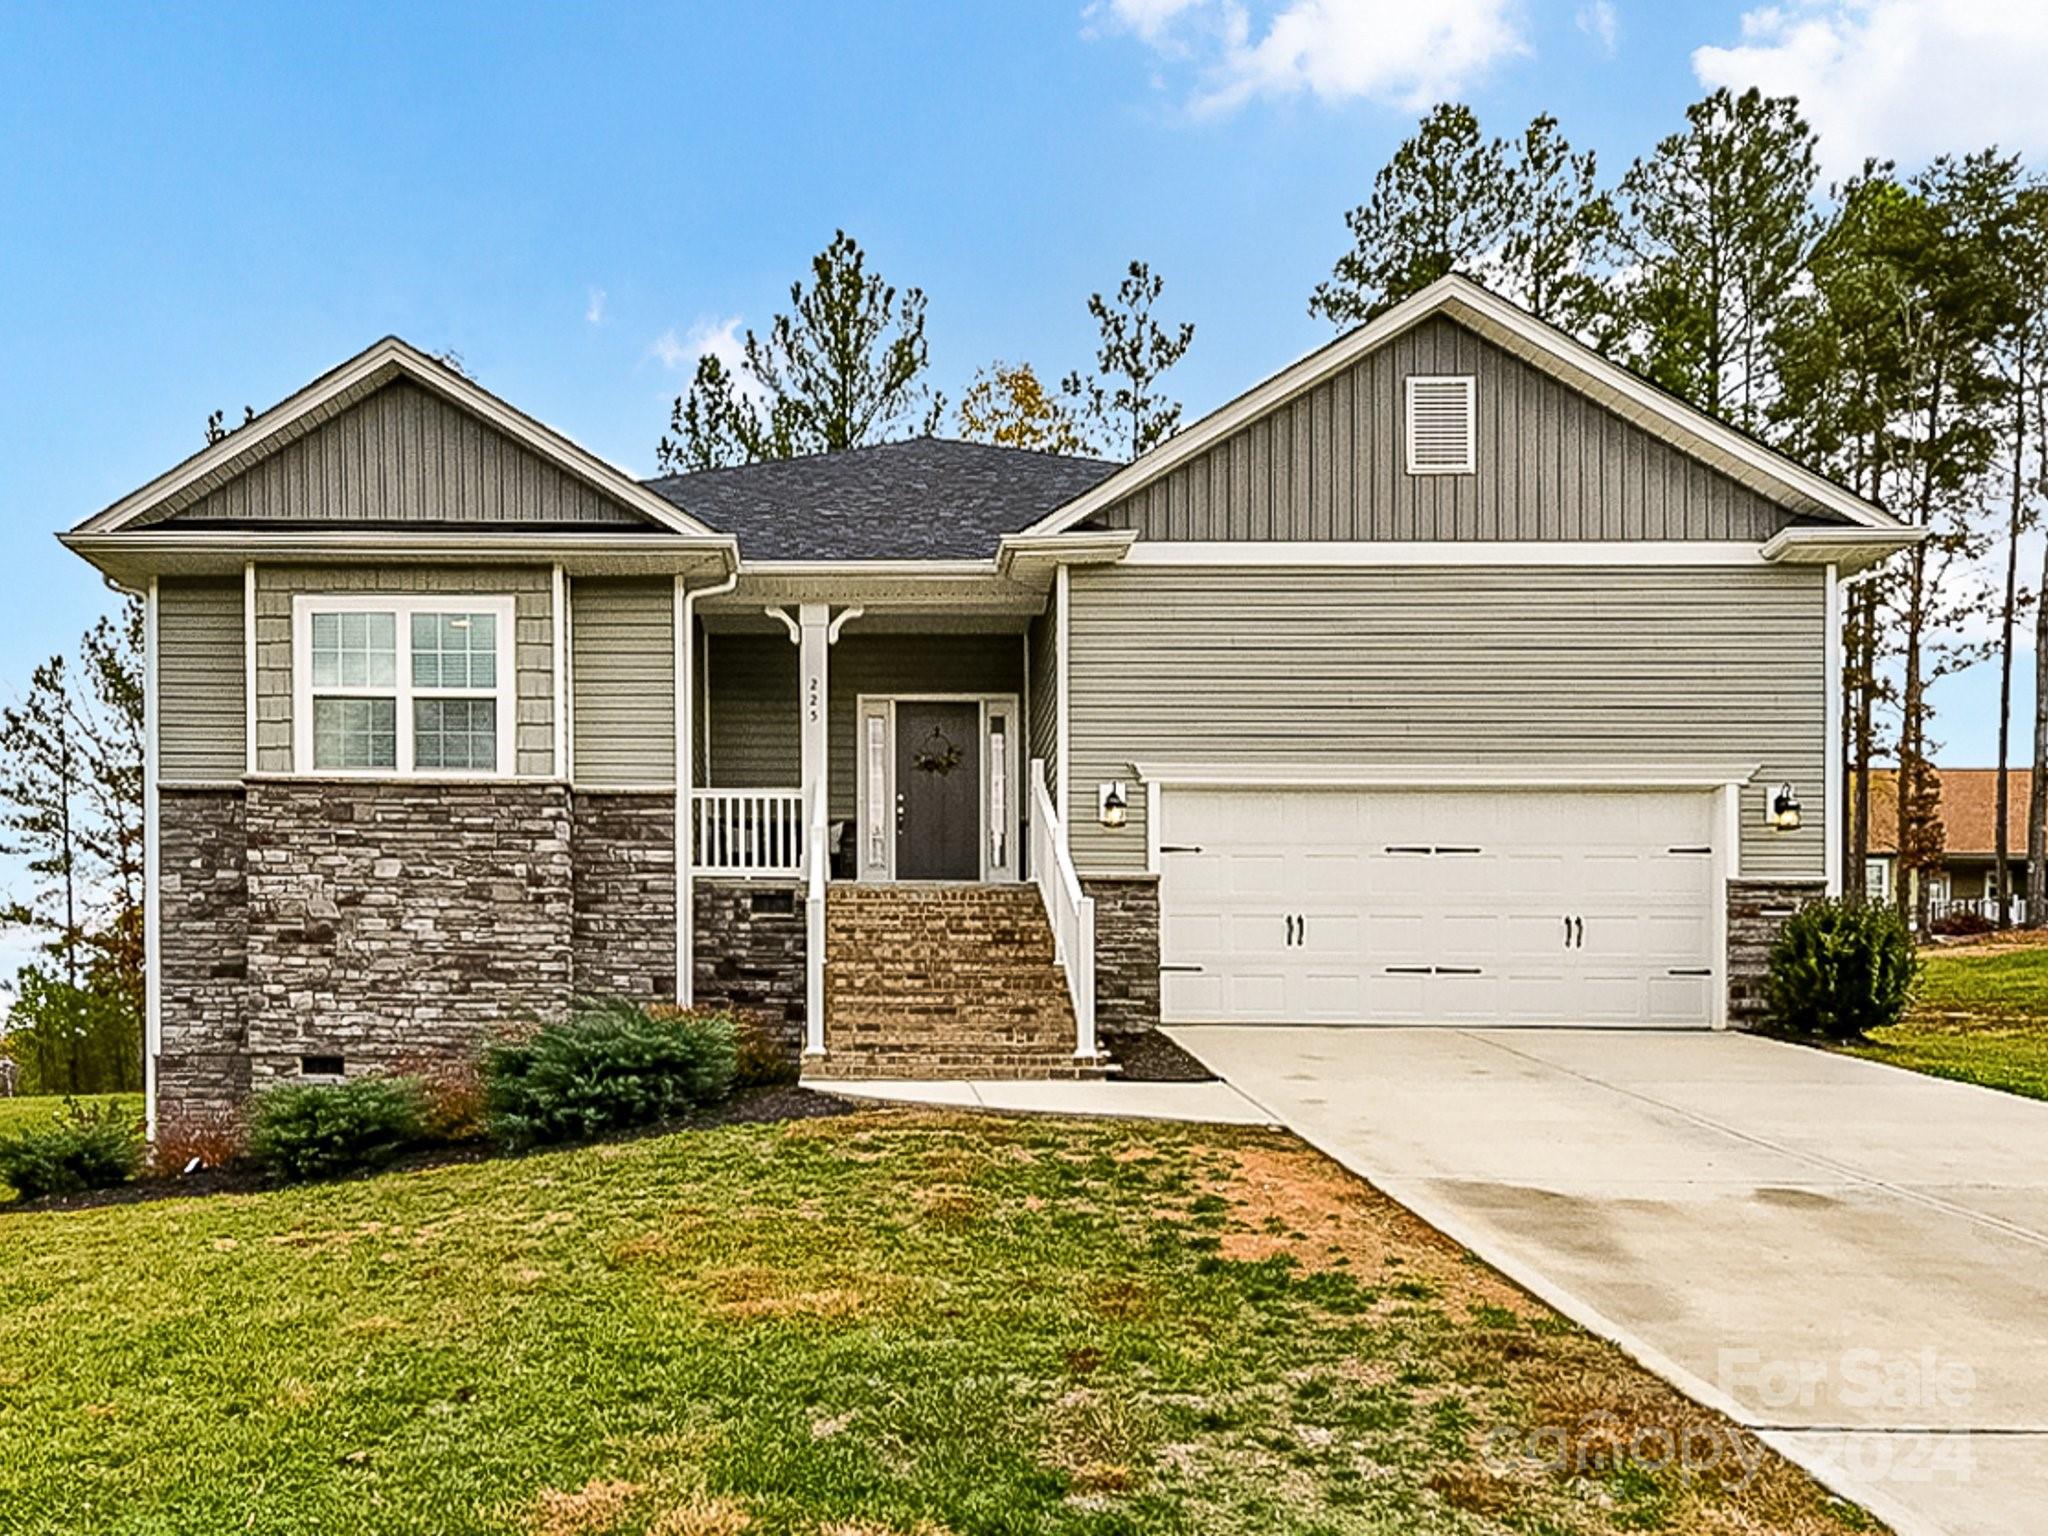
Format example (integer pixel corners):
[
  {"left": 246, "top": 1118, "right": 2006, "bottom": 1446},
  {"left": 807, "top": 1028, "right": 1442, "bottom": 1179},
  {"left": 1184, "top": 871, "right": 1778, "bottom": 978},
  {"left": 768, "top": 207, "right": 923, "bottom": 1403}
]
[{"left": 641, "top": 437, "right": 1122, "bottom": 560}]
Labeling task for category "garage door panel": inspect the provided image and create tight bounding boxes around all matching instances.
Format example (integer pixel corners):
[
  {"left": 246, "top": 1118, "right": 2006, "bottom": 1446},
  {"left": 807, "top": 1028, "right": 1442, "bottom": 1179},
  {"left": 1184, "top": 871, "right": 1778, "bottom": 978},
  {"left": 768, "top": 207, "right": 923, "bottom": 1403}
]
[{"left": 1159, "top": 785, "right": 1720, "bottom": 1029}]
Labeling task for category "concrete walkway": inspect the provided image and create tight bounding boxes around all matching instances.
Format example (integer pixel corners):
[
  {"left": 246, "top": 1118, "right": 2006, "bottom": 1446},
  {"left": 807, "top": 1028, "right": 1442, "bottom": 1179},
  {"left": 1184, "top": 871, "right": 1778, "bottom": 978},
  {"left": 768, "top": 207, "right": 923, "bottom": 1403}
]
[
  {"left": 801, "top": 1075, "right": 1274, "bottom": 1125},
  {"left": 1168, "top": 1025, "right": 2048, "bottom": 1536}
]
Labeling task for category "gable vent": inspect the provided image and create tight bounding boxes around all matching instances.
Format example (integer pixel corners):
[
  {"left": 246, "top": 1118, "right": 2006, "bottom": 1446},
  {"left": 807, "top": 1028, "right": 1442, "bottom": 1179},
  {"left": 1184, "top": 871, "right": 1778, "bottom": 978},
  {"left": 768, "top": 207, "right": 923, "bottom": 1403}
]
[{"left": 1405, "top": 375, "right": 1476, "bottom": 475}]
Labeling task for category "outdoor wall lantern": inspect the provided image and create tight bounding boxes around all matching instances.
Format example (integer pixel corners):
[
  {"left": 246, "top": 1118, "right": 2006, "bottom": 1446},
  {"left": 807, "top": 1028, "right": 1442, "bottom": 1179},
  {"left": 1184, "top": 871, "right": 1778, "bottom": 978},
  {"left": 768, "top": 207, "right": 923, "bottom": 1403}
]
[
  {"left": 1767, "top": 783, "right": 1802, "bottom": 833},
  {"left": 1098, "top": 781, "right": 1129, "bottom": 829}
]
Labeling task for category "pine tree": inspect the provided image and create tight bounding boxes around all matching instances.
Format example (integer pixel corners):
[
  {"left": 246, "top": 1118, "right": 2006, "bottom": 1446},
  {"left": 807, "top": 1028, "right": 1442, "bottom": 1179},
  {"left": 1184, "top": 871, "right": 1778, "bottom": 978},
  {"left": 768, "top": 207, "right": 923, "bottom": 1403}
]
[
  {"left": 1062, "top": 261, "right": 1195, "bottom": 458},
  {"left": 655, "top": 232, "right": 941, "bottom": 472}
]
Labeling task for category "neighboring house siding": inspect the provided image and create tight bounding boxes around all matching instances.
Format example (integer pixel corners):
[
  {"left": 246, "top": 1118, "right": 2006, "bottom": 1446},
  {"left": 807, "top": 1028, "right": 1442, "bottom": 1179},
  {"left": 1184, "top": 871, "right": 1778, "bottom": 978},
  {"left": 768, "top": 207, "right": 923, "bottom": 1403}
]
[
  {"left": 1065, "top": 563, "right": 1828, "bottom": 881},
  {"left": 1094, "top": 316, "right": 1797, "bottom": 543},
  {"left": 570, "top": 576, "right": 674, "bottom": 786},
  {"left": 1028, "top": 609, "right": 1057, "bottom": 801},
  {"left": 706, "top": 631, "right": 1025, "bottom": 820},
  {"left": 252, "top": 565, "right": 556, "bottom": 776},
  {"left": 159, "top": 577, "right": 246, "bottom": 782},
  {"left": 141, "top": 380, "right": 648, "bottom": 528}
]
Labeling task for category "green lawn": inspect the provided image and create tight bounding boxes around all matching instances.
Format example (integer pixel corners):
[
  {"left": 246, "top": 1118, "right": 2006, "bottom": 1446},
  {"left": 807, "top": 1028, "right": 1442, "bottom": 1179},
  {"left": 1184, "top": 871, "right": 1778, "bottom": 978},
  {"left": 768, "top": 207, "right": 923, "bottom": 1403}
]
[
  {"left": 0, "top": 1092, "right": 144, "bottom": 1134},
  {"left": 0, "top": 1110, "right": 1873, "bottom": 1536},
  {"left": 1843, "top": 943, "right": 2048, "bottom": 1101}
]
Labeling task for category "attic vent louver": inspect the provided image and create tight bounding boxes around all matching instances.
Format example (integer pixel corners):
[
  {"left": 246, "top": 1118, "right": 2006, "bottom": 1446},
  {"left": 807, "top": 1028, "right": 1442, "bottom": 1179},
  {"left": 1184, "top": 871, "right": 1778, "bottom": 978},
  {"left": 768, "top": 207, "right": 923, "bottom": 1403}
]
[{"left": 1405, "top": 375, "right": 1476, "bottom": 475}]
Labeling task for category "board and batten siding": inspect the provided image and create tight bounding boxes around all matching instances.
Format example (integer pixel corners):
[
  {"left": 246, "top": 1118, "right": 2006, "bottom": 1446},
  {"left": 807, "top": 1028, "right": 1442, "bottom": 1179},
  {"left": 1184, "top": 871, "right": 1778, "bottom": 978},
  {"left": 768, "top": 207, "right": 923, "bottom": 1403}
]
[
  {"left": 1065, "top": 563, "right": 1828, "bottom": 881},
  {"left": 252, "top": 565, "right": 556, "bottom": 776},
  {"left": 158, "top": 576, "right": 246, "bottom": 782},
  {"left": 705, "top": 632, "right": 1024, "bottom": 822},
  {"left": 142, "top": 381, "right": 649, "bottom": 529},
  {"left": 570, "top": 577, "right": 674, "bottom": 786},
  {"left": 1095, "top": 316, "right": 1798, "bottom": 543}
]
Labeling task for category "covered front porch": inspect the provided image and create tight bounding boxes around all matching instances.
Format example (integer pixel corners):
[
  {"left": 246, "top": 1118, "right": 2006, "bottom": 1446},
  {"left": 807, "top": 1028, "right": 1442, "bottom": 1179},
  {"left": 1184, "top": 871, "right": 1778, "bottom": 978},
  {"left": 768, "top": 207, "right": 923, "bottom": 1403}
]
[{"left": 679, "top": 561, "right": 1102, "bottom": 1073}]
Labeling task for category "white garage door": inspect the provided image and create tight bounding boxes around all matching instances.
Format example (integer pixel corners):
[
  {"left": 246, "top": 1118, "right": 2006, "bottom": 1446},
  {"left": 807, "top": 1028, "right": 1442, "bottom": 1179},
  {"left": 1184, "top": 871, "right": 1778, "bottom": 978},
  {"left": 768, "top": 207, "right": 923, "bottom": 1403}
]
[{"left": 1159, "top": 787, "right": 1718, "bottom": 1027}]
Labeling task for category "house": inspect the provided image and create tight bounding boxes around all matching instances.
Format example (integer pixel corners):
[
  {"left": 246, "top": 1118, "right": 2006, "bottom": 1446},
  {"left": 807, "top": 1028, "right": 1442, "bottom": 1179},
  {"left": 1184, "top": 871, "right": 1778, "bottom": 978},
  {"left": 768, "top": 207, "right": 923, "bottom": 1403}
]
[
  {"left": 61, "top": 276, "right": 1922, "bottom": 1133},
  {"left": 1863, "top": 767, "right": 2035, "bottom": 921}
]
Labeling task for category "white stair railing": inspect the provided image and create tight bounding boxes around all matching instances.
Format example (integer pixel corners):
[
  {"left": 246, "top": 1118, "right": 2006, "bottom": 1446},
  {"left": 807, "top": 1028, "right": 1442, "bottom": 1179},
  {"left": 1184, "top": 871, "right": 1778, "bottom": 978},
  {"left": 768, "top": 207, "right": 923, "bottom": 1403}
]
[
  {"left": 691, "top": 789, "right": 806, "bottom": 877},
  {"left": 1029, "top": 758, "right": 1098, "bottom": 1060},
  {"left": 803, "top": 781, "right": 829, "bottom": 1058}
]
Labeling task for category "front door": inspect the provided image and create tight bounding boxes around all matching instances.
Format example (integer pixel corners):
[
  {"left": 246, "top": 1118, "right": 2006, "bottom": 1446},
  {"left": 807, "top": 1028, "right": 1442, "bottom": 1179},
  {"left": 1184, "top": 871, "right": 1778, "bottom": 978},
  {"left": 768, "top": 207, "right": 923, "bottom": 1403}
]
[{"left": 894, "top": 701, "right": 982, "bottom": 880}]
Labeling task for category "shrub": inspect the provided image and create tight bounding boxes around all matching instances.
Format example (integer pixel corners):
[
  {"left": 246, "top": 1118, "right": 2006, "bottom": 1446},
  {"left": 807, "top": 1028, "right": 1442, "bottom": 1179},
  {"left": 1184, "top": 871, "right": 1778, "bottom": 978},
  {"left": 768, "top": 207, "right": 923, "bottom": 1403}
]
[
  {"left": 691, "top": 1010, "right": 796, "bottom": 1090},
  {"left": 245, "top": 1077, "right": 430, "bottom": 1182},
  {"left": 1930, "top": 909, "right": 1995, "bottom": 938},
  {"left": 387, "top": 1051, "right": 489, "bottom": 1142},
  {"left": 1765, "top": 898, "right": 1919, "bottom": 1041},
  {"left": 152, "top": 1108, "right": 246, "bottom": 1175},
  {"left": 0, "top": 1099, "right": 144, "bottom": 1200},
  {"left": 484, "top": 998, "right": 739, "bottom": 1148}
]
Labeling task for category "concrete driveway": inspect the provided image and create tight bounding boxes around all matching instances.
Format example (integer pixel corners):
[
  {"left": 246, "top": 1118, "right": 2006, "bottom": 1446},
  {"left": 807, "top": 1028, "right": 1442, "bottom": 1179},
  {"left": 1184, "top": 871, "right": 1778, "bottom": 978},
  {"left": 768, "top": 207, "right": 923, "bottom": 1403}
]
[{"left": 1167, "top": 1026, "right": 2048, "bottom": 1536}]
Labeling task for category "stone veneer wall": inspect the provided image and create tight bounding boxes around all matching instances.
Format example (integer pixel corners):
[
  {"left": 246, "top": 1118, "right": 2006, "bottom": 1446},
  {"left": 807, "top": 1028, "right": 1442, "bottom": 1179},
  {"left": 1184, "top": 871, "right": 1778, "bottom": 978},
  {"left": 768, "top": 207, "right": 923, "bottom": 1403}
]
[
  {"left": 693, "top": 880, "right": 807, "bottom": 1058},
  {"left": 571, "top": 792, "right": 677, "bottom": 1000},
  {"left": 1083, "top": 876, "right": 1160, "bottom": 1034},
  {"left": 158, "top": 788, "right": 251, "bottom": 1119},
  {"left": 1727, "top": 877, "right": 1827, "bottom": 1028},
  {"left": 241, "top": 780, "right": 575, "bottom": 1090}
]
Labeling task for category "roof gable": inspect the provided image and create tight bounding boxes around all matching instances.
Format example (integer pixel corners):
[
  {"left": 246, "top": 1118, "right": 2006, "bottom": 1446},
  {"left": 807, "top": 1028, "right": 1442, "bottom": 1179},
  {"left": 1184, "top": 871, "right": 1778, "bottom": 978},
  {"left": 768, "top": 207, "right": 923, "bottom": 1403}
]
[
  {"left": 76, "top": 338, "right": 714, "bottom": 538},
  {"left": 1027, "top": 275, "right": 1905, "bottom": 539}
]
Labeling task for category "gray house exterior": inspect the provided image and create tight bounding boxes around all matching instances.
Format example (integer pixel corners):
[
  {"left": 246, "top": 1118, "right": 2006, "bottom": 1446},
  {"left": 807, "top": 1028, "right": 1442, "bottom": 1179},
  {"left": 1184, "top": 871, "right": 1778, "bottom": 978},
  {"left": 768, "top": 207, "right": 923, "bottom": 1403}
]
[{"left": 62, "top": 276, "right": 1919, "bottom": 1133}]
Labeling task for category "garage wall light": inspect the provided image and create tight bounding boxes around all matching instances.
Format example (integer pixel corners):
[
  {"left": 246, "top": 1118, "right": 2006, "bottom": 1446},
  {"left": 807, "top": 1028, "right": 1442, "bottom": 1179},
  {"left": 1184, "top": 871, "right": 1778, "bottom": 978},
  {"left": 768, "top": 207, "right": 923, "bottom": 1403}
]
[
  {"left": 1097, "top": 781, "right": 1129, "bottom": 829},
  {"left": 1767, "top": 783, "right": 1802, "bottom": 833}
]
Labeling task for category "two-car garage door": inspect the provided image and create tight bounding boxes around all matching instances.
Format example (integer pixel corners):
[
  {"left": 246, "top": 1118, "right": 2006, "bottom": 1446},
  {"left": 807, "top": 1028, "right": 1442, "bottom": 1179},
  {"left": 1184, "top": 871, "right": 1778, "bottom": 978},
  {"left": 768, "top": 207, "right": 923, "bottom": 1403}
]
[{"left": 1158, "top": 787, "right": 1719, "bottom": 1028}]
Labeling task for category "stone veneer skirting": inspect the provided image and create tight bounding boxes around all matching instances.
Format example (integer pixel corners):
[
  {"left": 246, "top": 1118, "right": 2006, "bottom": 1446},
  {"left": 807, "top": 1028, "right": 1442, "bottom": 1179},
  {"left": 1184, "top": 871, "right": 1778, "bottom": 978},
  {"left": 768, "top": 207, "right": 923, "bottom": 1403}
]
[
  {"left": 159, "top": 788, "right": 251, "bottom": 1121},
  {"left": 1726, "top": 877, "right": 1827, "bottom": 1028},
  {"left": 692, "top": 879, "right": 807, "bottom": 1059},
  {"left": 1083, "top": 875, "right": 1161, "bottom": 1034},
  {"left": 242, "top": 780, "right": 576, "bottom": 1091},
  {"left": 571, "top": 792, "right": 677, "bottom": 1000}
]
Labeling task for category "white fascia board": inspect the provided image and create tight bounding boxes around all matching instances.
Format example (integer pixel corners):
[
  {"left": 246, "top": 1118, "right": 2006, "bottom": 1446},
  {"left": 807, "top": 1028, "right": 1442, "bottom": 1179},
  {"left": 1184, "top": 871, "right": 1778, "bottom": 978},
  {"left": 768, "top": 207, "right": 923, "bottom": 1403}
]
[
  {"left": 74, "top": 336, "right": 720, "bottom": 538},
  {"left": 1120, "top": 540, "right": 1774, "bottom": 567},
  {"left": 1760, "top": 526, "right": 1927, "bottom": 571},
  {"left": 1020, "top": 274, "right": 1902, "bottom": 539},
  {"left": 993, "top": 529, "right": 1136, "bottom": 579},
  {"left": 62, "top": 529, "right": 738, "bottom": 584},
  {"left": 1129, "top": 763, "right": 1766, "bottom": 790}
]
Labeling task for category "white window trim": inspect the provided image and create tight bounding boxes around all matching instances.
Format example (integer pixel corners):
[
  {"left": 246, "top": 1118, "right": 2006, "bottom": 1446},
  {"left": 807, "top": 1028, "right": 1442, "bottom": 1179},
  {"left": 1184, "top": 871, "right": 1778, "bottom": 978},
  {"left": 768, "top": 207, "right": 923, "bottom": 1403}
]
[
  {"left": 1405, "top": 374, "right": 1476, "bottom": 476},
  {"left": 290, "top": 592, "right": 518, "bottom": 779},
  {"left": 854, "top": 692, "right": 1022, "bottom": 883}
]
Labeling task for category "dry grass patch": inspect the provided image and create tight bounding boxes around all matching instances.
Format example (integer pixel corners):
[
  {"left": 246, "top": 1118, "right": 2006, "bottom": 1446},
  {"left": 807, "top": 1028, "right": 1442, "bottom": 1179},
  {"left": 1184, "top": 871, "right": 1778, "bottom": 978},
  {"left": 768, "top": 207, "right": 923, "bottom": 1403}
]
[{"left": 522, "top": 1477, "right": 645, "bottom": 1536}]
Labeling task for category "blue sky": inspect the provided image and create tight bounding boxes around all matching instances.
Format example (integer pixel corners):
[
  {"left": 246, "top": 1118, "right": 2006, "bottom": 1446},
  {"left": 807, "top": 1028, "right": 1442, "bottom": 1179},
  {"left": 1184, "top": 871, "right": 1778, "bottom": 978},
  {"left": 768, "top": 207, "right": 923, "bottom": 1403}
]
[{"left": 3, "top": 0, "right": 2045, "bottom": 789}]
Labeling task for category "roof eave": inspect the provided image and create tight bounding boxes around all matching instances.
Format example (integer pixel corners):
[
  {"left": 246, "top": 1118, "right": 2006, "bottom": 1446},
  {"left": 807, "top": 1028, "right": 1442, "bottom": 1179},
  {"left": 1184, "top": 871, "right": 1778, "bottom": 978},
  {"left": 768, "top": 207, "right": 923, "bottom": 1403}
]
[{"left": 1760, "top": 526, "right": 1927, "bottom": 574}]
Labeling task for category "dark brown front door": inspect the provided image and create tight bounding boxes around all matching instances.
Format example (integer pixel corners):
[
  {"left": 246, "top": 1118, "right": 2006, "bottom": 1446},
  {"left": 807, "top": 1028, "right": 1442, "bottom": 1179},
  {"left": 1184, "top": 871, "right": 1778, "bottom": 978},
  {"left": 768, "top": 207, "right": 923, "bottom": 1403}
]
[{"left": 894, "top": 701, "right": 981, "bottom": 880}]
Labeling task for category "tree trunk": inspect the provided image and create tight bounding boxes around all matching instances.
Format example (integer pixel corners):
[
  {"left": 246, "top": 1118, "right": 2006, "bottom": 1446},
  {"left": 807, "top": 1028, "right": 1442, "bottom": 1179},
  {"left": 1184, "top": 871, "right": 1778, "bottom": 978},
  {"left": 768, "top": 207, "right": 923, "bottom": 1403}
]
[
  {"left": 2031, "top": 520, "right": 2048, "bottom": 926},
  {"left": 1851, "top": 584, "right": 1875, "bottom": 898},
  {"left": 1997, "top": 359, "right": 2025, "bottom": 927}
]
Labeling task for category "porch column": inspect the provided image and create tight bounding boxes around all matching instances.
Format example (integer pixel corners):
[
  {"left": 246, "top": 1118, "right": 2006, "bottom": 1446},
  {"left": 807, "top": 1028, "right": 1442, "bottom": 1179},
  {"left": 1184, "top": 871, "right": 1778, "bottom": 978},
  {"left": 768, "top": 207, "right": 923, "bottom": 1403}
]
[{"left": 799, "top": 602, "right": 830, "bottom": 1058}]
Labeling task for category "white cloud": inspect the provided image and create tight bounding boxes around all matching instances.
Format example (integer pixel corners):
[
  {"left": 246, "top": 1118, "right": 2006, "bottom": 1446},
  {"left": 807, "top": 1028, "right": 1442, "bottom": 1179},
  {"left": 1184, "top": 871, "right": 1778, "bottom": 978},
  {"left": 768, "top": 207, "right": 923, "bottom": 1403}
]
[
  {"left": 585, "top": 287, "right": 607, "bottom": 326},
  {"left": 1694, "top": 2, "right": 2048, "bottom": 176},
  {"left": 1090, "top": 0, "right": 1527, "bottom": 113},
  {"left": 650, "top": 316, "right": 767, "bottom": 401},
  {"left": 1576, "top": 0, "right": 1618, "bottom": 55}
]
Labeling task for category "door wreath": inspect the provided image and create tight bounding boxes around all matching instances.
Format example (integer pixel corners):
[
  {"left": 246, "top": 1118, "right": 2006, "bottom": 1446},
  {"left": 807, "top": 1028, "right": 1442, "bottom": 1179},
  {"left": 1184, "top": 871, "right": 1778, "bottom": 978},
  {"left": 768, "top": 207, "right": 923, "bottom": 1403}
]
[{"left": 912, "top": 727, "right": 963, "bottom": 776}]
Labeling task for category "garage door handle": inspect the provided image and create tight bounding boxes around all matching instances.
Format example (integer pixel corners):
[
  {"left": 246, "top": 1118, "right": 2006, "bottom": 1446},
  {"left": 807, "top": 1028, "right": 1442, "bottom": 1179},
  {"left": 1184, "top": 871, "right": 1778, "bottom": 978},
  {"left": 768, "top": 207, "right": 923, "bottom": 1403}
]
[
  {"left": 1159, "top": 844, "right": 1203, "bottom": 854},
  {"left": 1384, "top": 965, "right": 1434, "bottom": 975},
  {"left": 1667, "top": 967, "right": 1712, "bottom": 976},
  {"left": 1160, "top": 964, "right": 1205, "bottom": 973},
  {"left": 1435, "top": 966, "right": 1482, "bottom": 975},
  {"left": 1573, "top": 916, "right": 1584, "bottom": 949}
]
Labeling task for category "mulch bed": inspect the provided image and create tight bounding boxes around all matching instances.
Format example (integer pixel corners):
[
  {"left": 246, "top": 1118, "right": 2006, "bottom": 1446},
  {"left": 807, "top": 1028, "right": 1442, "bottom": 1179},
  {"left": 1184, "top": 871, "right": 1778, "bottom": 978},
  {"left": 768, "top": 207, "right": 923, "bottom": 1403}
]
[
  {"left": 4, "top": 1084, "right": 859, "bottom": 1216},
  {"left": 1102, "top": 1028, "right": 1216, "bottom": 1083}
]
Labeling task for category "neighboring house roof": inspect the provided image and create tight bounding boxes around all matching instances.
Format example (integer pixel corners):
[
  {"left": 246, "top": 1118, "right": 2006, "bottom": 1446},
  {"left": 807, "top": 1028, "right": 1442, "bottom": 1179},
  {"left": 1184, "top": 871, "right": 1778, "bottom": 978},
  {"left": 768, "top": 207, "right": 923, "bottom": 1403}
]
[
  {"left": 1862, "top": 769, "right": 2033, "bottom": 858},
  {"left": 644, "top": 437, "right": 1121, "bottom": 560},
  {"left": 1021, "top": 273, "right": 1914, "bottom": 545},
  {"left": 71, "top": 336, "right": 719, "bottom": 540}
]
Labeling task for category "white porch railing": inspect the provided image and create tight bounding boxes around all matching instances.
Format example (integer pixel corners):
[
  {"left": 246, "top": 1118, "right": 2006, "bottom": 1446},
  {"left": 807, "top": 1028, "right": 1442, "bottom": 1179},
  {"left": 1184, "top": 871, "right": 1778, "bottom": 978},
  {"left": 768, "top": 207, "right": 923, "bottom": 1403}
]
[
  {"left": 1929, "top": 896, "right": 2034, "bottom": 927},
  {"left": 1030, "top": 758, "right": 1098, "bottom": 1060},
  {"left": 691, "top": 789, "right": 806, "bottom": 878}
]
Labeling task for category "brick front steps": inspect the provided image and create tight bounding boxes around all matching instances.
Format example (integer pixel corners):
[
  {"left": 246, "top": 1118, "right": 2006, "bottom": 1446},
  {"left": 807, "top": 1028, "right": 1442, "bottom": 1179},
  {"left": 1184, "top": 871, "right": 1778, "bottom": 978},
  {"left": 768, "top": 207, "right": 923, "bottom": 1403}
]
[{"left": 810, "top": 882, "right": 1113, "bottom": 1081}]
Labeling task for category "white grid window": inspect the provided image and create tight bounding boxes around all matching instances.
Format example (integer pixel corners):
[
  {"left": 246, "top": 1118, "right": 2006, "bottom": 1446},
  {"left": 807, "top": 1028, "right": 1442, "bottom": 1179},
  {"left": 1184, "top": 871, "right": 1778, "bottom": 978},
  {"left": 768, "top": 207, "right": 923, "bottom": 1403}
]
[
  {"left": 1405, "top": 375, "right": 1477, "bottom": 475},
  {"left": 293, "top": 594, "right": 517, "bottom": 778}
]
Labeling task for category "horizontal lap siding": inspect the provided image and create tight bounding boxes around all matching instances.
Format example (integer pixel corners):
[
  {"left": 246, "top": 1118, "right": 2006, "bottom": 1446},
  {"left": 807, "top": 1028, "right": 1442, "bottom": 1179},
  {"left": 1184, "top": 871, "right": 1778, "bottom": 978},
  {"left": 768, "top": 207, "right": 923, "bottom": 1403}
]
[
  {"left": 252, "top": 565, "right": 555, "bottom": 775},
  {"left": 705, "top": 632, "right": 1025, "bottom": 821},
  {"left": 149, "top": 381, "right": 646, "bottom": 527},
  {"left": 1067, "top": 564, "right": 1827, "bottom": 881},
  {"left": 1095, "top": 317, "right": 1795, "bottom": 543},
  {"left": 570, "top": 578, "right": 673, "bottom": 786},
  {"left": 158, "top": 577, "right": 246, "bottom": 782}
]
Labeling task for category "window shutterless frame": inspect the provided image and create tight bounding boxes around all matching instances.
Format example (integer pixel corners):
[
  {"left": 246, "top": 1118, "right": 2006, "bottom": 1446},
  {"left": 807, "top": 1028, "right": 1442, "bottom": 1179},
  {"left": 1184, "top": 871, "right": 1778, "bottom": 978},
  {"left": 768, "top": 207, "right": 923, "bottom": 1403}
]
[{"left": 290, "top": 593, "right": 518, "bottom": 778}]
